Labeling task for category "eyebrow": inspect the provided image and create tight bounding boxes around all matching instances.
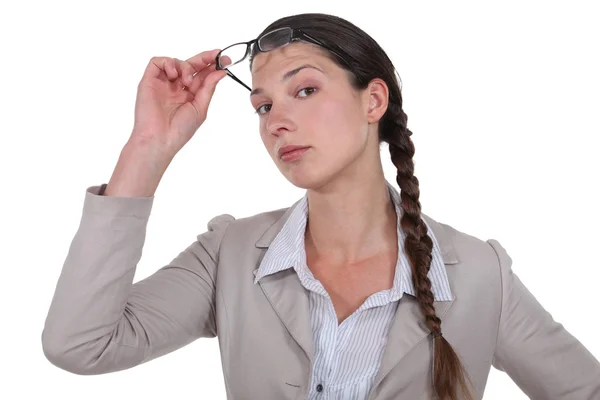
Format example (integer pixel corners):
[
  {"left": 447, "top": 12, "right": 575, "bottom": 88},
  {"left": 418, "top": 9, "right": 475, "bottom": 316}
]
[{"left": 250, "top": 64, "right": 324, "bottom": 97}]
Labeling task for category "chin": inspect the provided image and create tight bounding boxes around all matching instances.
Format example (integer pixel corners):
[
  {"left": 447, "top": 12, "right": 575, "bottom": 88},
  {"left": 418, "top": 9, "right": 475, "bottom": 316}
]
[
  {"left": 281, "top": 165, "right": 341, "bottom": 191},
  {"left": 275, "top": 149, "right": 354, "bottom": 190}
]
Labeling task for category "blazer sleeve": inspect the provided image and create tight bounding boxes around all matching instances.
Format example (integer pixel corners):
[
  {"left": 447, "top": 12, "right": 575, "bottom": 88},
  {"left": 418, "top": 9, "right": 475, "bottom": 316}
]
[
  {"left": 487, "top": 239, "right": 600, "bottom": 399},
  {"left": 42, "top": 183, "right": 235, "bottom": 375}
]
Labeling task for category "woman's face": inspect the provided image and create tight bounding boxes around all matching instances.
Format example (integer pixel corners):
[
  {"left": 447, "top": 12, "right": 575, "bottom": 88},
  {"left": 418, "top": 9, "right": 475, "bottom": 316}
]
[{"left": 250, "top": 42, "right": 386, "bottom": 190}]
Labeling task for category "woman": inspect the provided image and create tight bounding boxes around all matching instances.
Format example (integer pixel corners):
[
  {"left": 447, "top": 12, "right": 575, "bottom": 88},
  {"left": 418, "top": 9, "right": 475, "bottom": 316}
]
[{"left": 42, "top": 12, "right": 600, "bottom": 400}]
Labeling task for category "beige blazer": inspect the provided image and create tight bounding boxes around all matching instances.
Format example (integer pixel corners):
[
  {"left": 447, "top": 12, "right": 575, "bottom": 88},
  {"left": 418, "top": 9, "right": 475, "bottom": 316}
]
[{"left": 42, "top": 184, "right": 600, "bottom": 399}]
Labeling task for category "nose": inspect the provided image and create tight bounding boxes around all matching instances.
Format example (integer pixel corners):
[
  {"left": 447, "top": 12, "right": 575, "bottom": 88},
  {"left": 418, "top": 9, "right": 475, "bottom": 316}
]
[{"left": 266, "top": 103, "right": 295, "bottom": 136}]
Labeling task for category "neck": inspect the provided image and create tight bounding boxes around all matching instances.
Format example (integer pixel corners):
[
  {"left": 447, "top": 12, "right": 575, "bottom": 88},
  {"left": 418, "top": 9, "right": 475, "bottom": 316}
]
[{"left": 304, "top": 172, "right": 398, "bottom": 265}]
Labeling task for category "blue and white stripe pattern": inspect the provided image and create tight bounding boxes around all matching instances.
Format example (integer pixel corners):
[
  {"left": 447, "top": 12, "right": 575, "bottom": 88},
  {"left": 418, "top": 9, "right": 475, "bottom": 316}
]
[{"left": 254, "top": 180, "right": 453, "bottom": 399}]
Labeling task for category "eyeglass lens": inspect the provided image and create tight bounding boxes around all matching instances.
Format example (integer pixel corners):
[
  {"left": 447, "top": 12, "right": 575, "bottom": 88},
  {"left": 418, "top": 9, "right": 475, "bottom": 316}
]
[{"left": 219, "top": 27, "right": 293, "bottom": 68}]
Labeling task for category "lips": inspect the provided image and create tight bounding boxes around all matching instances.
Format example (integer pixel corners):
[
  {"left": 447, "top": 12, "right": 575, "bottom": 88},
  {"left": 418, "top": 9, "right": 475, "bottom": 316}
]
[{"left": 277, "top": 145, "right": 310, "bottom": 158}]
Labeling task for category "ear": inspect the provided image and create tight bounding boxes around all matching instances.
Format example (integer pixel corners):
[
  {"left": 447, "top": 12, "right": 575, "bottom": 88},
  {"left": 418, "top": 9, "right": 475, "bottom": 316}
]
[{"left": 365, "top": 78, "right": 389, "bottom": 124}]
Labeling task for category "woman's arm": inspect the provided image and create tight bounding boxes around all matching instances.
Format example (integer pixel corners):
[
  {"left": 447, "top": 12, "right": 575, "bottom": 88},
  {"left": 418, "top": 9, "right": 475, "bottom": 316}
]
[
  {"left": 42, "top": 184, "right": 235, "bottom": 374},
  {"left": 487, "top": 239, "right": 600, "bottom": 399}
]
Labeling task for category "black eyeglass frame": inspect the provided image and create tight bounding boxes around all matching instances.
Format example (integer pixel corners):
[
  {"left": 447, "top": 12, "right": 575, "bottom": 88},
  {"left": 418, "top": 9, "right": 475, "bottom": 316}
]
[{"left": 215, "top": 27, "right": 349, "bottom": 92}]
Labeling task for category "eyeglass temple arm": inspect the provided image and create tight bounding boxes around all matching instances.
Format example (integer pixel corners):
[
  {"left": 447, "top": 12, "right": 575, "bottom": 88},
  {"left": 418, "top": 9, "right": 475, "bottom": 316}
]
[
  {"left": 225, "top": 69, "right": 251, "bottom": 91},
  {"left": 298, "top": 31, "right": 348, "bottom": 68},
  {"left": 214, "top": 53, "right": 252, "bottom": 91}
]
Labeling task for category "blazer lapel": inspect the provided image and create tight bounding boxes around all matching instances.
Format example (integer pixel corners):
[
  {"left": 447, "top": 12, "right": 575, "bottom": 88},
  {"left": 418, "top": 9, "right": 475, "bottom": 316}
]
[
  {"left": 253, "top": 268, "right": 314, "bottom": 363},
  {"left": 254, "top": 200, "right": 314, "bottom": 363},
  {"left": 370, "top": 213, "right": 459, "bottom": 391},
  {"left": 252, "top": 203, "right": 458, "bottom": 388}
]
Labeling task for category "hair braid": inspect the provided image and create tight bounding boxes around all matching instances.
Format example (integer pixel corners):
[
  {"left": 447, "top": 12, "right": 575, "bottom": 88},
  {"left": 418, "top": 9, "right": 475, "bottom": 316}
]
[{"left": 384, "top": 103, "right": 473, "bottom": 400}]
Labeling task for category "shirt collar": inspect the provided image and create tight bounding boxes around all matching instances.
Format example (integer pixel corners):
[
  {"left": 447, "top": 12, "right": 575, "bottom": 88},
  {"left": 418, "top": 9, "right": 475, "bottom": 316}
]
[{"left": 253, "top": 180, "right": 453, "bottom": 302}]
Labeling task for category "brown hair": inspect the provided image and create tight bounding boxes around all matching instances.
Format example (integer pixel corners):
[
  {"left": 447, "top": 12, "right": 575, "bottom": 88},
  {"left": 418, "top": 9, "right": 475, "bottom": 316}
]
[{"left": 250, "top": 13, "right": 473, "bottom": 400}]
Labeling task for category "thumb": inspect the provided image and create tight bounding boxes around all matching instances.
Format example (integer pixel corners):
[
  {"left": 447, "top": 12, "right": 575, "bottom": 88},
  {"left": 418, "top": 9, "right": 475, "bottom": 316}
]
[{"left": 193, "top": 70, "right": 228, "bottom": 113}]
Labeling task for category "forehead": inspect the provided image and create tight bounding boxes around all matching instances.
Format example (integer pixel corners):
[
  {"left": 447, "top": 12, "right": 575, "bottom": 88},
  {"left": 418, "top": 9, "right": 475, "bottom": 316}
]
[{"left": 251, "top": 42, "right": 332, "bottom": 82}]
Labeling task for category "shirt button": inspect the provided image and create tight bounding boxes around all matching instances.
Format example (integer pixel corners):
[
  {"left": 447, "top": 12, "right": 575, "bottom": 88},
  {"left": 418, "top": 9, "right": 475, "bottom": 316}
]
[{"left": 316, "top": 384, "right": 324, "bottom": 392}]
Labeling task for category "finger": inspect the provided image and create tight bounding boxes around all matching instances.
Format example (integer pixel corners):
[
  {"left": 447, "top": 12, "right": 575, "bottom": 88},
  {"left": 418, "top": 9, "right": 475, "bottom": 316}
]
[
  {"left": 166, "top": 58, "right": 181, "bottom": 82},
  {"left": 169, "top": 58, "right": 199, "bottom": 90},
  {"left": 192, "top": 69, "right": 228, "bottom": 115},
  {"left": 220, "top": 55, "right": 233, "bottom": 68},
  {"left": 172, "top": 57, "right": 199, "bottom": 86},
  {"left": 185, "top": 55, "right": 232, "bottom": 92},
  {"left": 185, "top": 48, "right": 223, "bottom": 73},
  {"left": 169, "top": 58, "right": 190, "bottom": 89},
  {"left": 143, "top": 56, "right": 170, "bottom": 80},
  {"left": 186, "top": 63, "right": 217, "bottom": 93},
  {"left": 175, "top": 58, "right": 201, "bottom": 87}
]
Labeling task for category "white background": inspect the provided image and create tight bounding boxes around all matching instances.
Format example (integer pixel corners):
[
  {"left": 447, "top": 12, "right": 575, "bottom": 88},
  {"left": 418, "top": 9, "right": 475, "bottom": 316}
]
[{"left": 1, "top": 0, "right": 599, "bottom": 399}]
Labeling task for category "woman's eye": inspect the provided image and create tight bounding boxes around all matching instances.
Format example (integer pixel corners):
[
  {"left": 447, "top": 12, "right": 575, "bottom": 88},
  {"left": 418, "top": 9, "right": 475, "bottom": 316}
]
[
  {"left": 255, "top": 104, "right": 271, "bottom": 115},
  {"left": 298, "top": 86, "right": 316, "bottom": 97},
  {"left": 254, "top": 86, "right": 317, "bottom": 116}
]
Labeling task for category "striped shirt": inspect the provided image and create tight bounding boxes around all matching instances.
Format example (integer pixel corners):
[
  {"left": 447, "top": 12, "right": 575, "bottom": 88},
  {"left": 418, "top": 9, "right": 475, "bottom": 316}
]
[{"left": 254, "top": 180, "right": 453, "bottom": 399}]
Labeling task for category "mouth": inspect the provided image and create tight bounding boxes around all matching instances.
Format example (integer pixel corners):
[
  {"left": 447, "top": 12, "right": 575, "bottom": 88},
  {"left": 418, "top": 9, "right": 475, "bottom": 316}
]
[{"left": 277, "top": 145, "right": 311, "bottom": 162}]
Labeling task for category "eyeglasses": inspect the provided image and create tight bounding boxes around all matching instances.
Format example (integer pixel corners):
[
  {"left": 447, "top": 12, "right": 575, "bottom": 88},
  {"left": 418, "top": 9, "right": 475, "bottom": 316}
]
[{"left": 215, "top": 26, "right": 349, "bottom": 92}]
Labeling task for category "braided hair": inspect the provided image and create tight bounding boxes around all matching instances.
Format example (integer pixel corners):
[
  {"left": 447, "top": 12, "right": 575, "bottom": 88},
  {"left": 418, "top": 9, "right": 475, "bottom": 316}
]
[{"left": 383, "top": 102, "right": 473, "bottom": 400}]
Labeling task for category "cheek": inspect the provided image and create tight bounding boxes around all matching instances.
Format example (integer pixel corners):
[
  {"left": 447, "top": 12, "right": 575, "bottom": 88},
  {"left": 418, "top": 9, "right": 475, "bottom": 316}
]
[
  {"left": 304, "top": 98, "right": 341, "bottom": 132},
  {"left": 259, "top": 127, "right": 281, "bottom": 162},
  {"left": 309, "top": 99, "right": 364, "bottom": 148},
  {"left": 259, "top": 129, "right": 274, "bottom": 152}
]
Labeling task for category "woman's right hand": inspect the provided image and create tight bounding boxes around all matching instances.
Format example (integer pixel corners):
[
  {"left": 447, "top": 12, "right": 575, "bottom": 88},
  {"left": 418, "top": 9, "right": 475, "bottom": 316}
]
[{"left": 130, "top": 49, "right": 231, "bottom": 156}]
